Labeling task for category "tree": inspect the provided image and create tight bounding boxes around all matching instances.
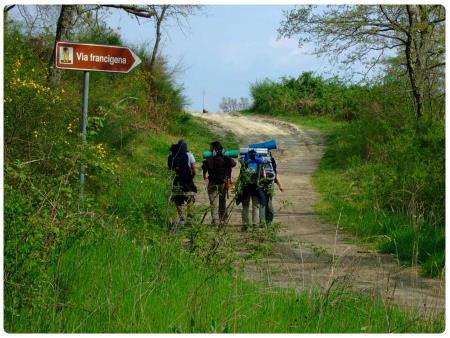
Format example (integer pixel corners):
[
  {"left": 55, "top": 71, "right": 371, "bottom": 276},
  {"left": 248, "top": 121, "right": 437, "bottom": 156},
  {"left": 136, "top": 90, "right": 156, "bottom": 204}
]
[
  {"left": 238, "top": 97, "right": 250, "bottom": 110},
  {"left": 48, "top": 5, "right": 78, "bottom": 86},
  {"left": 219, "top": 97, "right": 234, "bottom": 112},
  {"left": 106, "top": 5, "right": 199, "bottom": 75},
  {"left": 219, "top": 97, "right": 250, "bottom": 112},
  {"left": 148, "top": 5, "right": 168, "bottom": 75},
  {"left": 146, "top": 5, "right": 199, "bottom": 74},
  {"left": 3, "top": 5, "right": 15, "bottom": 32},
  {"left": 278, "top": 5, "right": 445, "bottom": 120}
]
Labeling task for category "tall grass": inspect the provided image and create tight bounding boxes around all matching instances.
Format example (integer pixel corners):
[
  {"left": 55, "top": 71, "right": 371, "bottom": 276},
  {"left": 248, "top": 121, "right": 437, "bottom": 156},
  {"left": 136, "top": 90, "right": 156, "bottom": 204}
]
[
  {"left": 6, "top": 109, "right": 444, "bottom": 333},
  {"left": 10, "top": 224, "right": 444, "bottom": 333},
  {"left": 248, "top": 71, "right": 445, "bottom": 278}
]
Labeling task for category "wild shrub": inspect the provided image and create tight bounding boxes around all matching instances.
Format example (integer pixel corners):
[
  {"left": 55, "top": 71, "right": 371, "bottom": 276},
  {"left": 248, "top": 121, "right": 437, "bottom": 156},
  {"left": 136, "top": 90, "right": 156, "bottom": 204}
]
[
  {"left": 250, "top": 72, "right": 372, "bottom": 119},
  {"left": 3, "top": 20, "right": 188, "bottom": 324},
  {"left": 250, "top": 71, "right": 444, "bottom": 276},
  {"left": 318, "top": 105, "right": 444, "bottom": 276}
]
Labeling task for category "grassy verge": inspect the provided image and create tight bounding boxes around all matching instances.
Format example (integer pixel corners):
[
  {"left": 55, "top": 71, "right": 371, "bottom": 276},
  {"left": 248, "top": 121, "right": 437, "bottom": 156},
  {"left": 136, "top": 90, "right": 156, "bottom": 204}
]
[
  {"left": 13, "top": 227, "right": 443, "bottom": 333},
  {"left": 8, "top": 112, "right": 444, "bottom": 333},
  {"left": 276, "top": 114, "right": 444, "bottom": 278}
]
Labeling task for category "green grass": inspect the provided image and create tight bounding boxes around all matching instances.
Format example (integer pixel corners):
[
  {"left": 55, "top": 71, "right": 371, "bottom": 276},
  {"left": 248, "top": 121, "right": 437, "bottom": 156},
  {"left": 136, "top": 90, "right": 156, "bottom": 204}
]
[
  {"left": 10, "top": 227, "right": 443, "bottom": 333},
  {"left": 283, "top": 116, "right": 444, "bottom": 278},
  {"left": 6, "top": 113, "right": 444, "bottom": 333},
  {"left": 96, "top": 110, "right": 240, "bottom": 231},
  {"left": 6, "top": 19, "right": 443, "bottom": 334}
]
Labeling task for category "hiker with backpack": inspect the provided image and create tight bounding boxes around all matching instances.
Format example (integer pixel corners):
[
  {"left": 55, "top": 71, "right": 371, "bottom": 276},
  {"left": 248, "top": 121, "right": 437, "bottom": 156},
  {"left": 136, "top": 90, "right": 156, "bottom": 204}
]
[
  {"left": 201, "top": 141, "right": 236, "bottom": 226},
  {"left": 237, "top": 149, "right": 268, "bottom": 229},
  {"left": 260, "top": 151, "right": 284, "bottom": 223},
  {"left": 168, "top": 139, "right": 197, "bottom": 226}
]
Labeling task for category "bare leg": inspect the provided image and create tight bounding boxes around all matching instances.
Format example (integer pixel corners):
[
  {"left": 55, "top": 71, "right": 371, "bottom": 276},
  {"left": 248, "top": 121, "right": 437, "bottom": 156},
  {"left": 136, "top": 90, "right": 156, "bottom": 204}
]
[{"left": 176, "top": 206, "right": 185, "bottom": 223}]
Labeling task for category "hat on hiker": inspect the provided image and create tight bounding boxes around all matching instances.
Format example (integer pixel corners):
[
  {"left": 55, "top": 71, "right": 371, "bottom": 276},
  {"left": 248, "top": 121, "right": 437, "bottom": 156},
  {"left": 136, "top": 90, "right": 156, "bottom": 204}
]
[
  {"left": 210, "top": 141, "right": 223, "bottom": 154},
  {"left": 177, "top": 139, "right": 188, "bottom": 153}
]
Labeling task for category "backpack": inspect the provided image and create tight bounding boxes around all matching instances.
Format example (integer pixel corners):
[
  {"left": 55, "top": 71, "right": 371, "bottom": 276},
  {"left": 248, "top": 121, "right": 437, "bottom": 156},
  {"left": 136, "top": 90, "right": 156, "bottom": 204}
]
[
  {"left": 168, "top": 152, "right": 192, "bottom": 184},
  {"left": 260, "top": 153, "right": 276, "bottom": 183},
  {"left": 239, "top": 152, "right": 262, "bottom": 184},
  {"left": 240, "top": 150, "right": 275, "bottom": 186},
  {"left": 206, "top": 155, "right": 229, "bottom": 185}
]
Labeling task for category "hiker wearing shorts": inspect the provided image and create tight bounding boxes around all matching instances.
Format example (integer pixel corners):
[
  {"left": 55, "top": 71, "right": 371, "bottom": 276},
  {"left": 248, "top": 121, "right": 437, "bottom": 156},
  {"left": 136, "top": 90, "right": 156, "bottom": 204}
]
[
  {"left": 202, "top": 141, "right": 236, "bottom": 226},
  {"left": 168, "top": 139, "right": 197, "bottom": 226}
]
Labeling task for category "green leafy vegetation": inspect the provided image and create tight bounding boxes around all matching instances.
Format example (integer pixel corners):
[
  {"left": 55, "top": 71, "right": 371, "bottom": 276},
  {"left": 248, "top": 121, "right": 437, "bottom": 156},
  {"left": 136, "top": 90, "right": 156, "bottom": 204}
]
[
  {"left": 249, "top": 72, "right": 445, "bottom": 278},
  {"left": 4, "top": 11, "right": 443, "bottom": 333}
]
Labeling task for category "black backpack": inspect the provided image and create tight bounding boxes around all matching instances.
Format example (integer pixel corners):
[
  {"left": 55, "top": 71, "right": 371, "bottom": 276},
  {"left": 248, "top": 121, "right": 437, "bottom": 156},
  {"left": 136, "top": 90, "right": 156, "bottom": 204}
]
[
  {"left": 206, "top": 155, "right": 228, "bottom": 185},
  {"left": 168, "top": 152, "right": 192, "bottom": 184}
]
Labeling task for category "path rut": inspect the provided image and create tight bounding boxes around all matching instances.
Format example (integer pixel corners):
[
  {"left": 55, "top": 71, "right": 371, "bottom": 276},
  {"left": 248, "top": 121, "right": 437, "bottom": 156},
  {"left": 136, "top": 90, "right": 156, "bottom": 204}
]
[{"left": 193, "top": 112, "right": 444, "bottom": 314}]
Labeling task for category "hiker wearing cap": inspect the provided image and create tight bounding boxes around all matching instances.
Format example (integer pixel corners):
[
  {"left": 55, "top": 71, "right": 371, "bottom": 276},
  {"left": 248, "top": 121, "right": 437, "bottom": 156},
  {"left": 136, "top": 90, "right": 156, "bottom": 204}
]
[
  {"left": 202, "top": 141, "right": 236, "bottom": 226},
  {"left": 168, "top": 139, "right": 197, "bottom": 226}
]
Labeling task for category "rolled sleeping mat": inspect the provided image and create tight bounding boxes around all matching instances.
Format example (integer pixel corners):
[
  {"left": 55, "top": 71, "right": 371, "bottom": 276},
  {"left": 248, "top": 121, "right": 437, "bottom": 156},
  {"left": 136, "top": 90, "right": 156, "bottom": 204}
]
[
  {"left": 239, "top": 147, "right": 269, "bottom": 155},
  {"left": 202, "top": 151, "right": 212, "bottom": 158},
  {"left": 202, "top": 149, "right": 239, "bottom": 159},
  {"left": 248, "top": 139, "right": 277, "bottom": 150},
  {"left": 224, "top": 149, "right": 240, "bottom": 158}
]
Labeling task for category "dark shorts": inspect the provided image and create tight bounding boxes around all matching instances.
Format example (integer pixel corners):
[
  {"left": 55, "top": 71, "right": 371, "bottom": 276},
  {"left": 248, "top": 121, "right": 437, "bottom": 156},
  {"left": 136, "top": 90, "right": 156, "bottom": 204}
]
[
  {"left": 171, "top": 179, "right": 197, "bottom": 206},
  {"left": 171, "top": 191, "right": 195, "bottom": 206}
]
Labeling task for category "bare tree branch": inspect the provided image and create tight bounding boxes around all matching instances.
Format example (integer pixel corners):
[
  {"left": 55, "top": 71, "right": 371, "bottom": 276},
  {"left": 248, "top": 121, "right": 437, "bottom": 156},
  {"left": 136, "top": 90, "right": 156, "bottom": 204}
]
[
  {"left": 4, "top": 5, "right": 15, "bottom": 12},
  {"left": 103, "top": 5, "right": 156, "bottom": 18}
]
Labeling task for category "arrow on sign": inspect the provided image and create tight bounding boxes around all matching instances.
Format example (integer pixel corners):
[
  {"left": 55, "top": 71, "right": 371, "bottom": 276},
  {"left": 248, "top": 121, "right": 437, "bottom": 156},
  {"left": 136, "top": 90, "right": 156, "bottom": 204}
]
[{"left": 56, "top": 41, "right": 141, "bottom": 73}]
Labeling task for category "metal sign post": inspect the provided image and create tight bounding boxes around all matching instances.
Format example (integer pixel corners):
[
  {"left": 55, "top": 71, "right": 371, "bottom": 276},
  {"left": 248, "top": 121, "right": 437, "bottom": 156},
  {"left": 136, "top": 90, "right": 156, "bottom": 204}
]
[
  {"left": 55, "top": 41, "right": 141, "bottom": 203},
  {"left": 79, "top": 71, "right": 89, "bottom": 201}
]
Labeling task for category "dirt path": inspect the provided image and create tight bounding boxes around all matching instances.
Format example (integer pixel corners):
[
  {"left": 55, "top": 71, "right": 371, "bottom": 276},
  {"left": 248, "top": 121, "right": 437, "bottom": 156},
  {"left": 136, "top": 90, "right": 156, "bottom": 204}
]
[{"left": 193, "top": 112, "right": 444, "bottom": 313}]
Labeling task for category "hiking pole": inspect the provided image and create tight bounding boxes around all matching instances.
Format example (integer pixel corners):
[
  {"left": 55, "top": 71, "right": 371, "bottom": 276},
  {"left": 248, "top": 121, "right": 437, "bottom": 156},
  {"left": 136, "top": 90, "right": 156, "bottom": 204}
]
[
  {"left": 221, "top": 194, "right": 237, "bottom": 228},
  {"left": 200, "top": 206, "right": 210, "bottom": 224},
  {"left": 225, "top": 195, "right": 236, "bottom": 225},
  {"left": 200, "top": 185, "right": 218, "bottom": 224}
]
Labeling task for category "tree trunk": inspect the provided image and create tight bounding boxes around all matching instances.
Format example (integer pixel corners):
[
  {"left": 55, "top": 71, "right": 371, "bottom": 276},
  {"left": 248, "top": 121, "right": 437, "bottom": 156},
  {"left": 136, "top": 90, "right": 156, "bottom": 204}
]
[
  {"left": 149, "top": 23, "right": 161, "bottom": 74},
  {"left": 47, "top": 5, "right": 77, "bottom": 87},
  {"left": 405, "top": 5, "right": 424, "bottom": 120},
  {"left": 4, "top": 5, "right": 15, "bottom": 33},
  {"left": 405, "top": 41, "right": 423, "bottom": 120},
  {"left": 148, "top": 8, "right": 166, "bottom": 75}
]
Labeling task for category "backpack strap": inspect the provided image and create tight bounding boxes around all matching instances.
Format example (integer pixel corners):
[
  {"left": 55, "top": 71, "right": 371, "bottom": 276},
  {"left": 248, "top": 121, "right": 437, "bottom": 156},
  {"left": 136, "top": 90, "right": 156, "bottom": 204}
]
[{"left": 207, "top": 157, "right": 214, "bottom": 169}]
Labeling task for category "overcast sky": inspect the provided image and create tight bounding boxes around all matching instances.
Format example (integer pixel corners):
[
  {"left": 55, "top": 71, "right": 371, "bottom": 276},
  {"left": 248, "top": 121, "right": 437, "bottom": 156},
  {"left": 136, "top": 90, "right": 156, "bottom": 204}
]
[{"left": 106, "top": 5, "right": 347, "bottom": 112}]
